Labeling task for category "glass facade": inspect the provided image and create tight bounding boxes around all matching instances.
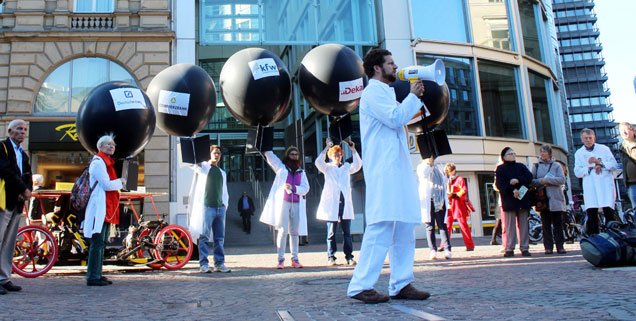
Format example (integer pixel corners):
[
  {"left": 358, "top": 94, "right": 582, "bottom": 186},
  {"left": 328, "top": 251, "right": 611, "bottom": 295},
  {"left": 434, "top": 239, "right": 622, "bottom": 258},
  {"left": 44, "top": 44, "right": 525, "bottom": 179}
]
[
  {"left": 74, "top": 0, "right": 114, "bottom": 13},
  {"left": 528, "top": 71, "right": 553, "bottom": 143},
  {"left": 517, "top": 0, "right": 542, "bottom": 61},
  {"left": 34, "top": 58, "right": 136, "bottom": 114},
  {"left": 468, "top": 0, "right": 512, "bottom": 50},
  {"left": 199, "top": 0, "right": 377, "bottom": 45},
  {"left": 478, "top": 60, "right": 523, "bottom": 139},
  {"left": 417, "top": 55, "right": 480, "bottom": 136},
  {"left": 411, "top": 0, "right": 469, "bottom": 43}
]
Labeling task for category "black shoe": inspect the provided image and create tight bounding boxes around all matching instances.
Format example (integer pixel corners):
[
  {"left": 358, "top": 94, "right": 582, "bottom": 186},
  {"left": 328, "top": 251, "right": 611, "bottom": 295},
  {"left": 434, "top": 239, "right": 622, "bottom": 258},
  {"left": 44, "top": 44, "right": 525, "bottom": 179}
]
[
  {"left": 521, "top": 251, "right": 532, "bottom": 257},
  {"left": 557, "top": 249, "right": 567, "bottom": 254},
  {"left": 351, "top": 289, "right": 390, "bottom": 304},
  {"left": 466, "top": 248, "right": 474, "bottom": 251},
  {"left": 2, "top": 281, "right": 22, "bottom": 292},
  {"left": 490, "top": 240, "right": 499, "bottom": 245},
  {"left": 87, "top": 279, "right": 110, "bottom": 286},
  {"left": 544, "top": 250, "right": 553, "bottom": 255},
  {"left": 101, "top": 277, "right": 113, "bottom": 285},
  {"left": 503, "top": 251, "right": 514, "bottom": 257},
  {"left": 0, "top": 286, "right": 7, "bottom": 295},
  {"left": 390, "top": 284, "right": 430, "bottom": 300}
]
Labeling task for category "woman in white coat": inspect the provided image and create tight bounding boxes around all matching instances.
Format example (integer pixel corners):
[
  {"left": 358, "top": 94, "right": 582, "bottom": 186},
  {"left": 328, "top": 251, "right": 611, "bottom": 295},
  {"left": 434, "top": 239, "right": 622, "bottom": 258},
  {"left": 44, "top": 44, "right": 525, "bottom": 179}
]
[
  {"left": 417, "top": 156, "right": 451, "bottom": 260},
  {"left": 259, "top": 147, "right": 310, "bottom": 269},
  {"left": 315, "top": 138, "right": 362, "bottom": 266},
  {"left": 83, "top": 134, "right": 125, "bottom": 286}
]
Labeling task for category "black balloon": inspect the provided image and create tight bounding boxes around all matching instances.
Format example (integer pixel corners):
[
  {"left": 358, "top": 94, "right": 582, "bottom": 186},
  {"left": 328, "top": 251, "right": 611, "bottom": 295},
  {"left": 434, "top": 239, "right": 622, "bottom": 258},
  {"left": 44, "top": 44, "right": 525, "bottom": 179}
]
[
  {"left": 146, "top": 63, "right": 216, "bottom": 137},
  {"left": 389, "top": 79, "right": 450, "bottom": 132},
  {"left": 298, "top": 44, "right": 366, "bottom": 116},
  {"left": 77, "top": 81, "right": 156, "bottom": 159},
  {"left": 220, "top": 48, "right": 291, "bottom": 126}
]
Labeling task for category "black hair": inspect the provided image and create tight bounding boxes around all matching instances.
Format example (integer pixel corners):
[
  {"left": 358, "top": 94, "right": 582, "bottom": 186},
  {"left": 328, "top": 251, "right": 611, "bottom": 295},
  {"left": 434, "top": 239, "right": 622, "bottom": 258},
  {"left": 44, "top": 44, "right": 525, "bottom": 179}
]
[{"left": 363, "top": 48, "right": 392, "bottom": 78}]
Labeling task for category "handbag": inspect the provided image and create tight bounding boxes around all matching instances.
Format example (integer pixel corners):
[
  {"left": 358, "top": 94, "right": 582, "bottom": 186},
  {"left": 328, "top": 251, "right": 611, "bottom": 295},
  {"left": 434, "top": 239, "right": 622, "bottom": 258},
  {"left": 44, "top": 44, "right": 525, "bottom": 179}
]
[
  {"left": 530, "top": 162, "right": 552, "bottom": 212},
  {"left": 0, "top": 142, "right": 7, "bottom": 210}
]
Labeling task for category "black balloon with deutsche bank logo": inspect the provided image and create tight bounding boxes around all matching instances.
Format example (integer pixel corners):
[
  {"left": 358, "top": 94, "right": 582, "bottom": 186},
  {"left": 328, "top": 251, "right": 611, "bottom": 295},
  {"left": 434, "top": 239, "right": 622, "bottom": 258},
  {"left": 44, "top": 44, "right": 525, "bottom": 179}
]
[{"left": 76, "top": 81, "right": 156, "bottom": 159}]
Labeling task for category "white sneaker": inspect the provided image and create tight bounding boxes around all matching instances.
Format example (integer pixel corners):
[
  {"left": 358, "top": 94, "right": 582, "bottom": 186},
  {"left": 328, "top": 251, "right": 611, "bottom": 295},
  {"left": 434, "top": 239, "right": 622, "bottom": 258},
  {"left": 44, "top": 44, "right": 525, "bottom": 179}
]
[
  {"left": 429, "top": 250, "right": 437, "bottom": 260},
  {"left": 199, "top": 265, "right": 211, "bottom": 273},
  {"left": 214, "top": 264, "right": 231, "bottom": 273},
  {"left": 445, "top": 250, "right": 452, "bottom": 260}
]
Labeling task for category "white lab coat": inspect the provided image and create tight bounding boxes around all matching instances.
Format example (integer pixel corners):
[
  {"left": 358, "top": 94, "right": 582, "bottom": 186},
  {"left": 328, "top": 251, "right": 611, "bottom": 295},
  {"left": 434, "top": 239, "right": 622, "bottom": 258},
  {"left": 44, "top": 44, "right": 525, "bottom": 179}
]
[
  {"left": 315, "top": 147, "right": 362, "bottom": 221},
  {"left": 416, "top": 161, "right": 449, "bottom": 224},
  {"left": 187, "top": 162, "right": 229, "bottom": 240},
  {"left": 259, "top": 151, "right": 310, "bottom": 235},
  {"left": 359, "top": 79, "right": 424, "bottom": 225},
  {"left": 574, "top": 143, "right": 618, "bottom": 209},
  {"left": 83, "top": 155, "right": 123, "bottom": 238}
]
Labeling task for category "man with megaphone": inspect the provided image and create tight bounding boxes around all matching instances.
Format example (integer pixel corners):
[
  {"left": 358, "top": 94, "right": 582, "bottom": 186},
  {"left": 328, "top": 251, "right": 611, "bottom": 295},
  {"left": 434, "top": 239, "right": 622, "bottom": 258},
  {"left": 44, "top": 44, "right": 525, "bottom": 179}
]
[{"left": 347, "top": 48, "right": 430, "bottom": 304}]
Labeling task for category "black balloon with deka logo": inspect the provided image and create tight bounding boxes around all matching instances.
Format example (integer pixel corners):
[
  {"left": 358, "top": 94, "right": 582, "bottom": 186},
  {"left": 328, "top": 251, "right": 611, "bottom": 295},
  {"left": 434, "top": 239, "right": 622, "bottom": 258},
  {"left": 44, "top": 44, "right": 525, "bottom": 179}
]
[
  {"left": 298, "top": 44, "right": 367, "bottom": 116},
  {"left": 76, "top": 81, "right": 156, "bottom": 159}
]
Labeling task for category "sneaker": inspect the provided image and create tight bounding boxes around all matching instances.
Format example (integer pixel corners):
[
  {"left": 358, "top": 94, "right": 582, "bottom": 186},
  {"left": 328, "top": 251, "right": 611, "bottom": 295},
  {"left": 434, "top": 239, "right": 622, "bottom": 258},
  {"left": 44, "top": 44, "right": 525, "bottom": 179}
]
[
  {"left": 276, "top": 259, "right": 284, "bottom": 269},
  {"left": 390, "top": 284, "right": 430, "bottom": 300},
  {"left": 214, "top": 264, "right": 231, "bottom": 273},
  {"left": 199, "top": 265, "right": 211, "bottom": 273},
  {"left": 521, "top": 251, "right": 532, "bottom": 257},
  {"left": 503, "top": 251, "right": 514, "bottom": 257},
  {"left": 444, "top": 250, "right": 452, "bottom": 260},
  {"left": 327, "top": 258, "right": 337, "bottom": 266},
  {"left": 429, "top": 250, "right": 437, "bottom": 260},
  {"left": 291, "top": 259, "right": 303, "bottom": 268},
  {"left": 346, "top": 259, "right": 357, "bottom": 266},
  {"left": 351, "top": 289, "right": 390, "bottom": 304}
]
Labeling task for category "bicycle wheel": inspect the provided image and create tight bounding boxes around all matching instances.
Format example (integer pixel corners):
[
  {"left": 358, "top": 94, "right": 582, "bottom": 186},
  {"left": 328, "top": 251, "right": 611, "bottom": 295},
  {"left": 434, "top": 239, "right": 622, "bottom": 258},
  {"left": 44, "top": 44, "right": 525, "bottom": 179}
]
[
  {"left": 152, "top": 225, "right": 193, "bottom": 270},
  {"left": 528, "top": 216, "right": 543, "bottom": 243},
  {"left": 136, "top": 228, "right": 163, "bottom": 269},
  {"left": 12, "top": 225, "right": 58, "bottom": 278}
]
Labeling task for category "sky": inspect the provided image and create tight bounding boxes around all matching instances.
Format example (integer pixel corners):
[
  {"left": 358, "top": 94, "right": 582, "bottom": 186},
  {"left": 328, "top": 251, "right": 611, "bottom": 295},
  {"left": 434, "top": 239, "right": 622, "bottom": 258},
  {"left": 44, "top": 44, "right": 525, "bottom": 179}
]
[{"left": 593, "top": 0, "right": 636, "bottom": 124}]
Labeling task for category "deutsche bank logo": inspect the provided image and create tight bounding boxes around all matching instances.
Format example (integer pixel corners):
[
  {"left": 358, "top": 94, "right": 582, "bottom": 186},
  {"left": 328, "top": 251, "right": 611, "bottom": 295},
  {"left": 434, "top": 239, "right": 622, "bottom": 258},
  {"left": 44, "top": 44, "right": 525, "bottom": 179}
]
[{"left": 124, "top": 90, "right": 133, "bottom": 98}]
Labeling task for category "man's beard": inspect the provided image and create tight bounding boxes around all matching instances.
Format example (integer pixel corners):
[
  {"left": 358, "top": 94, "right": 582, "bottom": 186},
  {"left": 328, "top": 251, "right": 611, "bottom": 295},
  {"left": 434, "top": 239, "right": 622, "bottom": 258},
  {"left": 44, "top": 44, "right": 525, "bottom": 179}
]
[{"left": 382, "top": 68, "right": 396, "bottom": 82}]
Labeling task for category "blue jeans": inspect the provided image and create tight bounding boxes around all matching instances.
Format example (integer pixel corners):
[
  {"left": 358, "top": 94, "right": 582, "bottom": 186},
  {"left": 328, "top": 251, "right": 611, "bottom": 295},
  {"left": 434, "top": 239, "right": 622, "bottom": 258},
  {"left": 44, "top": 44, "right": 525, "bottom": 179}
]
[
  {"left": 326, "top": 220, "right": 353, "bottom": 260},
  {"left": 86, "top": 222, "right": 109, "bottom": 281},
  {"left": 627, "top": 184, "right": 636, "bottom": 209},
  {"left": 198, "top": 206, "right": 226, "bottom": 268}
]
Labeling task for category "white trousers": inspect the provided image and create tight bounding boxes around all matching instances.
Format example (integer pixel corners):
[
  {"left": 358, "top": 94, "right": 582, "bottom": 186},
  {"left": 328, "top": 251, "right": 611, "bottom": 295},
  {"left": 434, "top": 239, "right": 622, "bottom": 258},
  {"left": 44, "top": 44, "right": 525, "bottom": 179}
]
[{"left": 347, "top": 221, "right": 415, "bottom": 296}]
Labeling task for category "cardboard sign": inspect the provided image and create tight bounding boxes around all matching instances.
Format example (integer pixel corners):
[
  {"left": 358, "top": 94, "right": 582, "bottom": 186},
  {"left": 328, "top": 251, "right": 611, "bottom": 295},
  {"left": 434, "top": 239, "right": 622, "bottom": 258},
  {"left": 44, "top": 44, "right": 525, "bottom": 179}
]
[
  {"left": 248, "top": 58, "right": 279, "bottom": 80},
  {"left": 338, "top": 77, "right": 364, "bottom": 102},
  {"left": 109, "top": 88, "right": 147, "bottom": 111},
  {"left": 157, "top": 90, "right": 191, "bottom": 116}
]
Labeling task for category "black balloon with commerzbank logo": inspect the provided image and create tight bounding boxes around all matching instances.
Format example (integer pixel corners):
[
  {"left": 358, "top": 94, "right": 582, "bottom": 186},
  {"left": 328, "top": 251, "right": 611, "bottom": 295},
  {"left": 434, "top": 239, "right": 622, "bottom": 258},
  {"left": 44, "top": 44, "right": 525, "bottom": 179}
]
[{"left": 76, "top": 81, "right": 156, "bottom": 159}]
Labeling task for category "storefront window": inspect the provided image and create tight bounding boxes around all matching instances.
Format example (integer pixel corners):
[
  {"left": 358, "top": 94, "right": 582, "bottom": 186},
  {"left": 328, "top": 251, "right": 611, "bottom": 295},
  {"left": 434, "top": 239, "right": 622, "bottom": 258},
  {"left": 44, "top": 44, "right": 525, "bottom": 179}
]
[
  {"left": 478, "top": 60, "right": 523, "bottom": 139},
  {"left": 468, "top": 0, "right": 512, "bottom": 50},
  {"left": 517, "top": 0, "right": 542, "bottom": 61},
  {"left": 74, "top": 0, "right": 114, "bottom": 13},
  {"left": 200, "top": 59, "right": 250, "bottom": 130},
  {"left": 199, "top": 0, "right": 377, "bottom": 45},
  {"left": 411, "top": 0, "right": 469, "bottom": 43},
  {"left": 34, "top": 58, "right": 136, "bottom": 114},
  {"left": 528, "top": 71, "right": 553, "bottom": 143},
  {"left": 417, "top": 55, "right": 480, "bottom": 136}
]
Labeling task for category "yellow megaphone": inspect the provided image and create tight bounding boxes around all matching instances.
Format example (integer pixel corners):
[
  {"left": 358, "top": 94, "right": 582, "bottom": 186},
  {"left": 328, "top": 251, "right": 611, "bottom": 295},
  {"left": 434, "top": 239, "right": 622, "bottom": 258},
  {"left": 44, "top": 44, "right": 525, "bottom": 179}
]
[{"left": 397, "top": 59, "right": 446, "bottom": 86}]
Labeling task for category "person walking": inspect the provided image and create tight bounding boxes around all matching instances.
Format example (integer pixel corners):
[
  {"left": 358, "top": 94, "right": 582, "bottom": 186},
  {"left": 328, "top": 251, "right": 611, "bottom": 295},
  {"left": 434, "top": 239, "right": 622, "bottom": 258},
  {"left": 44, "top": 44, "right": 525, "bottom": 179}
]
[
  {"left": 83, "top": 134, "right": 125, "bottom": 286},
  {"left": 315, "top": 138, "right": 362, "bottom": 266},
  {"left": 531, "top": 145, "right": 567, "bottom": 254},
  {"left": 417, "top": 156, "right": 451, "bottom": 260},
  {"left": 188, "top": 145, "right": 231, "bottom": 273},
  {"left": 347, "top": 48, "right": 429, "bottom": 304},
  {"left": 444, "top": 163, "right": 475, "bottom": 251},
  {"left": 495, "top": 147, "right": 533, "bottom": 257},
  {"left": 0, "top": 119, "right": 32, "bottom": 294},
  {"left": 237, "top": 192, "right": 255, "bottom": 234},
  {"left": 259, "top": 147, "right": 309, "bottom": 269}
]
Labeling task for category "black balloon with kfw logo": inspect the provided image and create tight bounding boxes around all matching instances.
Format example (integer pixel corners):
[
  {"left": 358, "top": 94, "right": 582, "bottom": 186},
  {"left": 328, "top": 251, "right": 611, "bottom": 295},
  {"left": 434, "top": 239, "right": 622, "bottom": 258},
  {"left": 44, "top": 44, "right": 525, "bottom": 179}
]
[
  {"left": 146, "top": 63, "right": 217, "bottom": 137},
  {"left": 220, "top": 48, "right": 291, "bottom": 126},
  {"left": 76, "top": 81, "right": 156, "bottom": 159},
  {"left": 298, "top": 44, "right": 367, "bottom": 116}
]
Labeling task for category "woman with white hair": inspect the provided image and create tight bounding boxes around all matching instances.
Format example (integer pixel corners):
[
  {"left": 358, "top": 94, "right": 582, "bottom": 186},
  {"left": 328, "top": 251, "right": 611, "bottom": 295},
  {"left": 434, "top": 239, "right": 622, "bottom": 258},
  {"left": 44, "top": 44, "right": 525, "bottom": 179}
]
[{"left": 83, "top": 134, "right": 126, "bottom": 286}]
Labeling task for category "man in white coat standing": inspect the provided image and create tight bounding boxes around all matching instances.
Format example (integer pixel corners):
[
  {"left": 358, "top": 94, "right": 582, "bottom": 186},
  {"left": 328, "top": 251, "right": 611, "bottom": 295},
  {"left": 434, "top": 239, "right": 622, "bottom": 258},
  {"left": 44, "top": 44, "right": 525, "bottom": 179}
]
[
  {"left": 574, "top": 128, "right": 619, "bottom": 235},
  {"left": 347, "top": 48, "right": 430, "bottom": 304}
]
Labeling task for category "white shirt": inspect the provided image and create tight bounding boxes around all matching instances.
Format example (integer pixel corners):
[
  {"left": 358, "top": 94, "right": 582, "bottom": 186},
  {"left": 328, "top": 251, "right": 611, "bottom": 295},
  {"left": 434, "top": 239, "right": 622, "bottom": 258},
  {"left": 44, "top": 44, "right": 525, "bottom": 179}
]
[{"left": 9, "top": 139, "right": 23, "bottom": 174}]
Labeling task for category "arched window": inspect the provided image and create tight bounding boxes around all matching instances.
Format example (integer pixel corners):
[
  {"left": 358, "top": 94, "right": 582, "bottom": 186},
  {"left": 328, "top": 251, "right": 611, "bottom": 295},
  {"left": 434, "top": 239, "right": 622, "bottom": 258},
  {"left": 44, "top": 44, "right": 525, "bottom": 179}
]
[{"left": 34, "top": 58, "right": 136, "bottom": 114}]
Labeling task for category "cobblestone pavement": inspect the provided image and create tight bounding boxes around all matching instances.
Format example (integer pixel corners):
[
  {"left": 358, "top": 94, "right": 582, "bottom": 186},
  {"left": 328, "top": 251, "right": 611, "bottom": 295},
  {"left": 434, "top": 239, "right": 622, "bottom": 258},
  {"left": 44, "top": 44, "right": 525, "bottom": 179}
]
[{"left": 1, "top": 237, "right": 635, "bottom": 321}]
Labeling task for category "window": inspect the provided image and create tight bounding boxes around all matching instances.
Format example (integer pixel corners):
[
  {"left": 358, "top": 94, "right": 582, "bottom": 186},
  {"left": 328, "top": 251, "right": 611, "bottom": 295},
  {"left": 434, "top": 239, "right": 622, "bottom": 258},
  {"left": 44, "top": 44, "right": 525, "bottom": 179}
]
[
  {"left": 418, "top": 56, "right": 480, "bottom": 136},
  {"left": 518, "top": 0, "right": 542, "bottom": 61},
  {"left": 74, "top": 0, "right": 114, "bottom": 13},
  {"left": 468, "top": 0, "right": 512, "bottom": 50},
  {"left": 478, "top": 60, "right": 523, "bottom": 139},
  {"left": 528, "top": 71, "right": 553, "bottom": 143},
  {"left": 34, "top": 58, "right": 136, "bottom": 114},
  {"left": 200, "top": 60, "right": 249, "bottom": 130},
  {"left": 411, "top": 0, "right": 469, "bottom": 43}
]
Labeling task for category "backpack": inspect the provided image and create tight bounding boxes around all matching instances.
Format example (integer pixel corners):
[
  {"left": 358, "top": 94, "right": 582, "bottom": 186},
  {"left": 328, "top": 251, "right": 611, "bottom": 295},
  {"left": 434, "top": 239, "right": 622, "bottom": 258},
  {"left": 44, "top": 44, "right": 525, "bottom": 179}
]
[
  {"left": 70, "top": 159, "right": 98, "bottom": 221},
  {"left": 580, "top": 222, "right": 636, "bottom": 267}
]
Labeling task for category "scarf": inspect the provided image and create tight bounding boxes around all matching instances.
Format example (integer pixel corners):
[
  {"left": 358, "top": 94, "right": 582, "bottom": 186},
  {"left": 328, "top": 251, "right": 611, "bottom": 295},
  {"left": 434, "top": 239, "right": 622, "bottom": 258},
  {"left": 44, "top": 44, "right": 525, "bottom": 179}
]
[{"left": 97, "top": 151, "right": 120, "bottom": 225}]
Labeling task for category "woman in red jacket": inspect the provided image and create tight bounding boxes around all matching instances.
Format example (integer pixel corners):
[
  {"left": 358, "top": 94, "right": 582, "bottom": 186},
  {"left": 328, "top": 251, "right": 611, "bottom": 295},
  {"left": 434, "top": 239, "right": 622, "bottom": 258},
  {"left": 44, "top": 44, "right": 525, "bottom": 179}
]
[{"left": 444, "top": 163, "right": 475, "bottom": 251}]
